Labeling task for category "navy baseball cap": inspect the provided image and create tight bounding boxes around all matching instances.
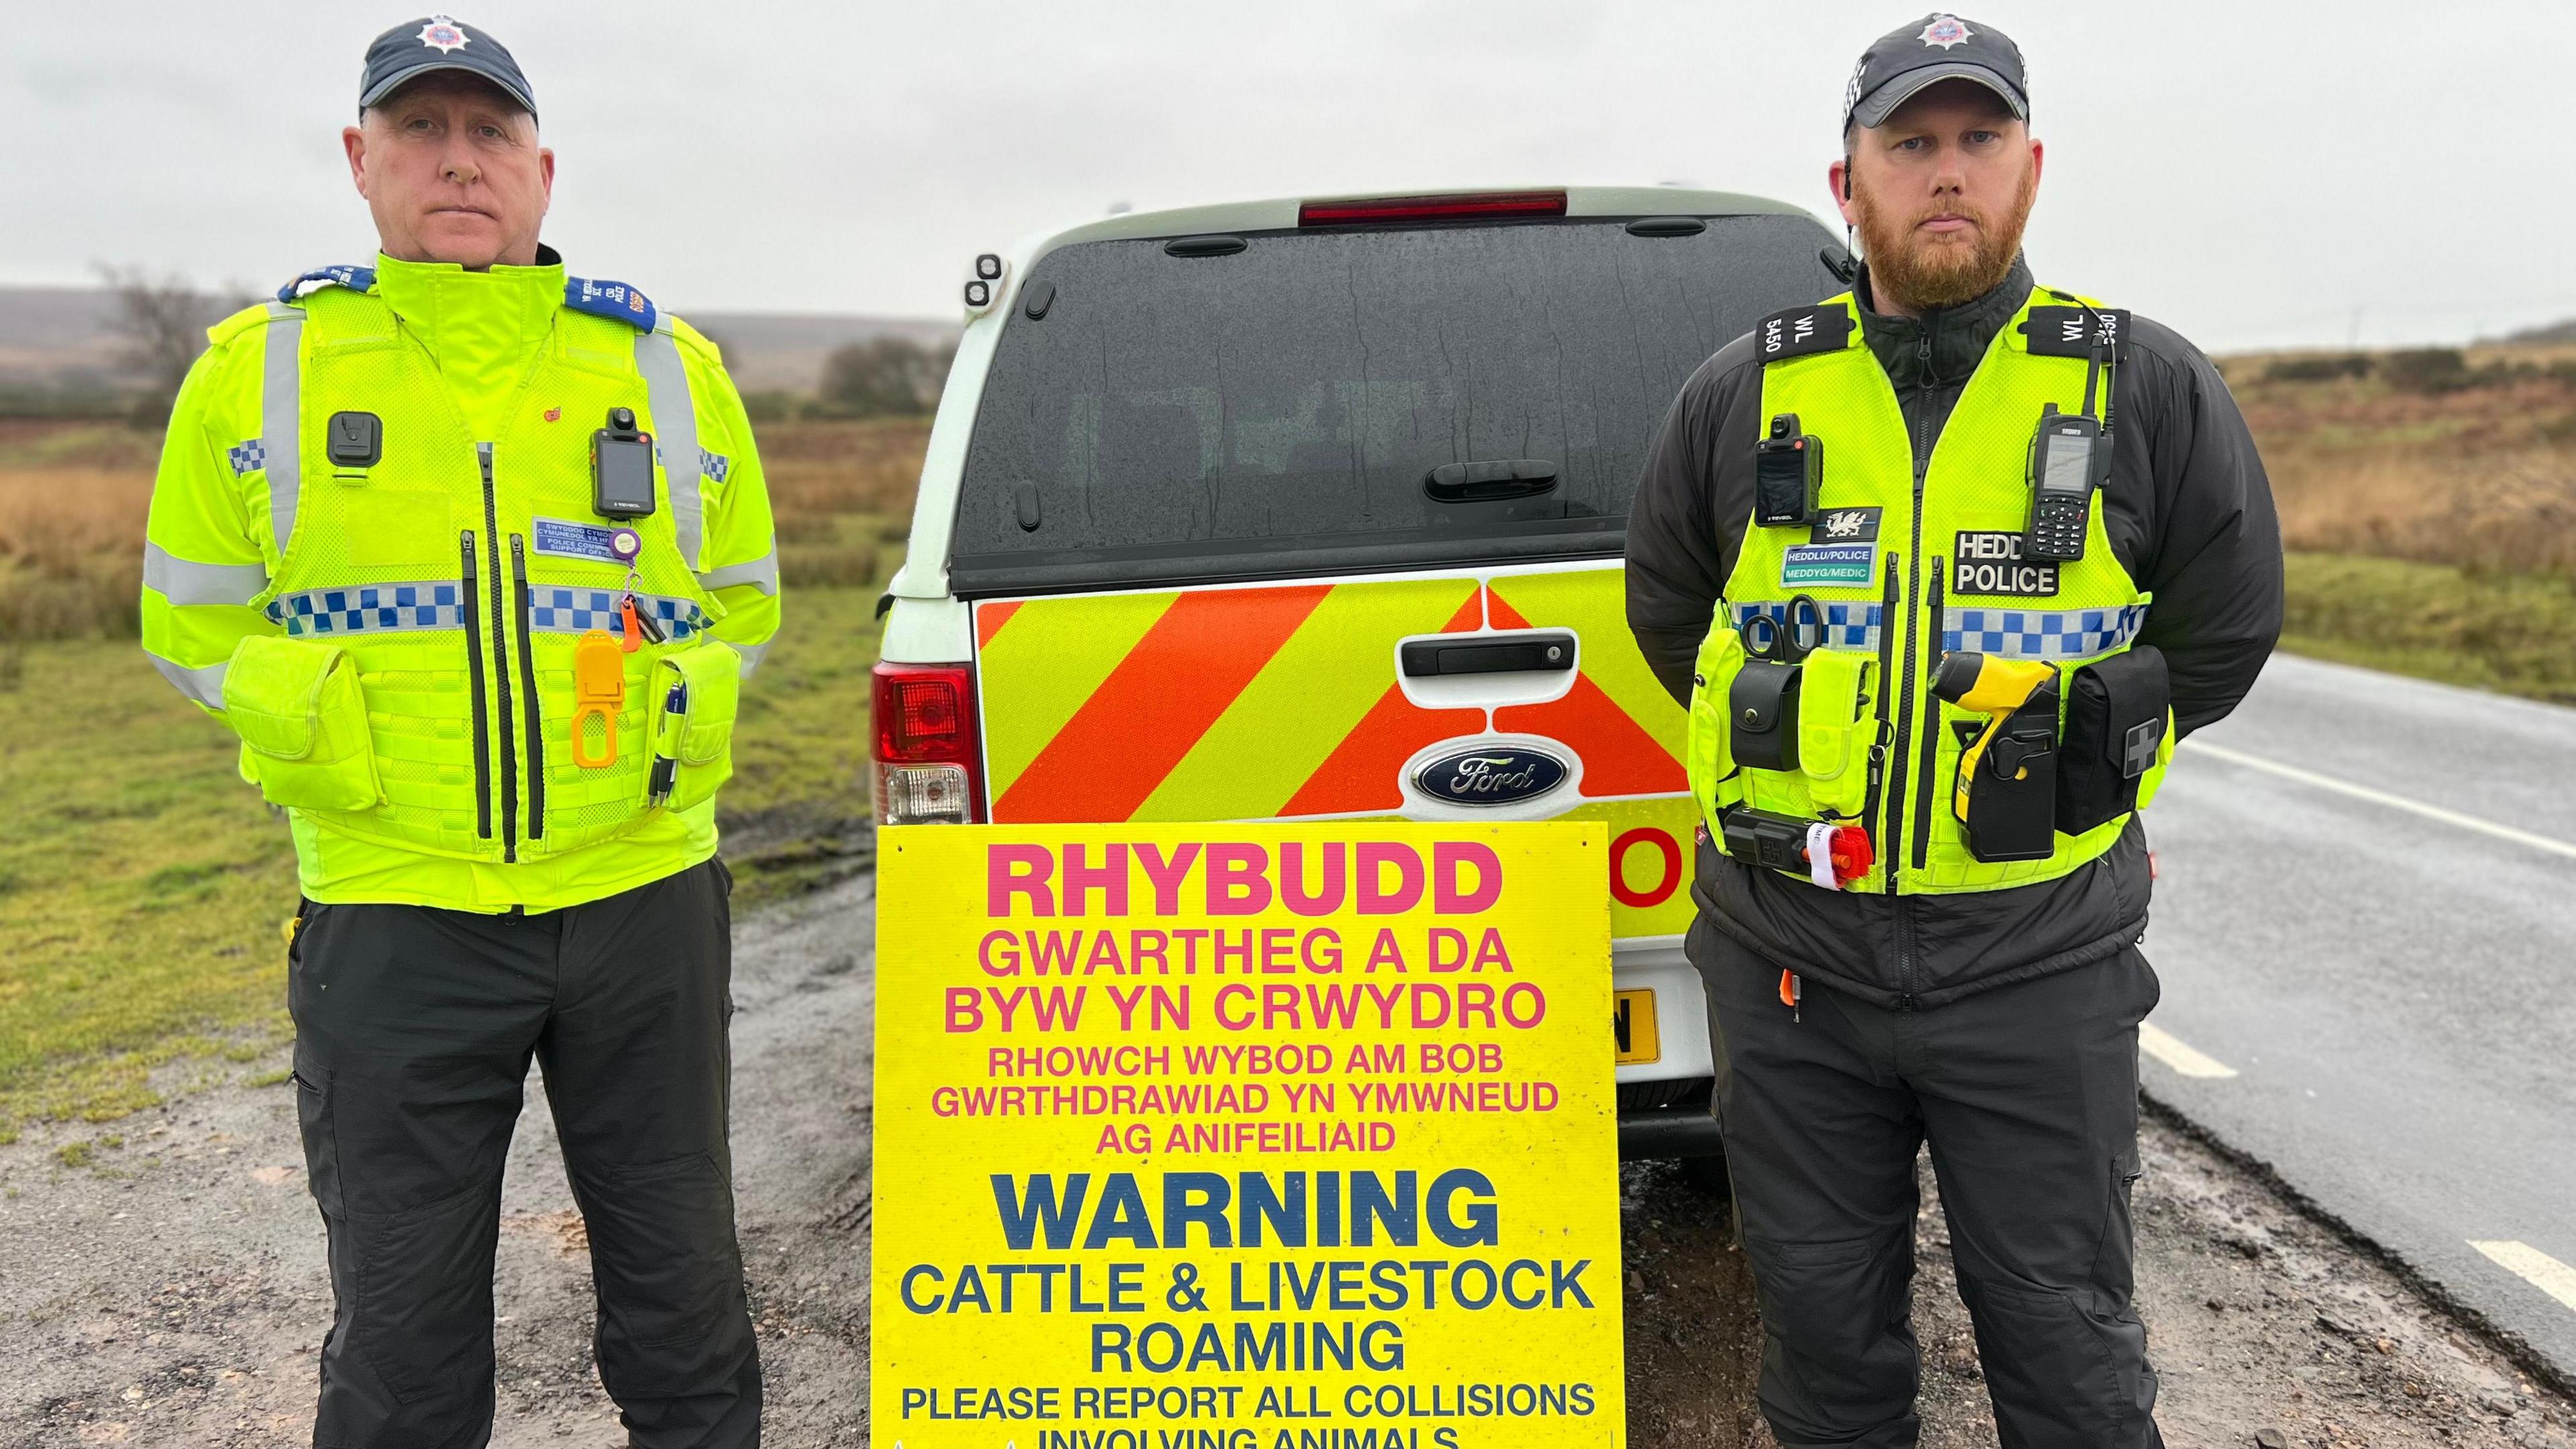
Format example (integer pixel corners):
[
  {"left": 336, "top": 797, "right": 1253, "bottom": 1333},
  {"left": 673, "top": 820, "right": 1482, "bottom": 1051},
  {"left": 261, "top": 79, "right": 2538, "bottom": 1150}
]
[
  {"left": 1843, "top": 13, "right": 2028, "bottom": 131},
  {"left": 359, "top": 15, "right": 536, "bottom": 118}
]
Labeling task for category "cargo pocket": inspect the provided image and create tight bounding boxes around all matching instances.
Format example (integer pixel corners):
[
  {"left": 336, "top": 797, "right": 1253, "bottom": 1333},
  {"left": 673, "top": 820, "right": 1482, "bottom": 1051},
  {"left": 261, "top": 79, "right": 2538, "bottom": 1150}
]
[
  {"left": 651, "top": 643, "right": 741, "bottom": 812},
  {"left": 222, "top": 635, "right": 382, "bottom": 812},
  {"left": 291, "top": 1064, "right": 343, "bottom": 1217},
  {"left": 1796, "top": 649, "right": 1876, "bottom": 820},
  {"left": 2058, "top": 645, "right": 2171, "bottom": 835}
]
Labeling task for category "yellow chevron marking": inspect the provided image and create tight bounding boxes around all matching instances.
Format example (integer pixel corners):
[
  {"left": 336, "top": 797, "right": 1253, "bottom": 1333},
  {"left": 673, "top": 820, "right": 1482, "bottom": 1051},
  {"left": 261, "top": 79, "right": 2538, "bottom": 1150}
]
[
  {"left": 976, "top": 591, "right": 1178, "bottom": 800},
  {"left": 1136, "top": 577, "right": 1479, "bottom": 821},
  {"left": 1488, "top": 568, "right": 1687, "bottom": 758}
]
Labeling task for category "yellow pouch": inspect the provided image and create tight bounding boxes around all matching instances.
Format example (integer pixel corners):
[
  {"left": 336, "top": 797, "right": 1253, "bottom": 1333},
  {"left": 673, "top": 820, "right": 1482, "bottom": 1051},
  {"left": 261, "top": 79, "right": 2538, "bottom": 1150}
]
[
  {"left": 1684, "top": 623, "right": 1748, "bottom": 823},
  {"left": 651, "top": 643, "right": 741, "bottom": 812},
  {"left": 221, "top": 636, "right": 382, "bottom": 812},
  {"left": 1795, "top": 648, "right": 1875, "bottom": 820}
]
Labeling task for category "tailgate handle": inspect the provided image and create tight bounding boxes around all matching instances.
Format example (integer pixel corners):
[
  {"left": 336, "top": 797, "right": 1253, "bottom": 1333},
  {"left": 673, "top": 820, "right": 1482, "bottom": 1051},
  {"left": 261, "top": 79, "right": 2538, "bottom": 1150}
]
[
  {"left": 1400, "top": 631, "right": 1575, "bottom": 678},
  {"left": 1424, "top": 460, "right": 1558, "bottom": 503}
]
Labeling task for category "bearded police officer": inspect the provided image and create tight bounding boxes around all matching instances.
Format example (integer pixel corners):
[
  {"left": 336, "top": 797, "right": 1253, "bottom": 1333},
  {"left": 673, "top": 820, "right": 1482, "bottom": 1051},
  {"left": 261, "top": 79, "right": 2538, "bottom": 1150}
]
[
  {"left": 140, "top": 16, "right": 778, "bottom": 1446},
  {"left": 1627, "top": 14, "right": 2281, "bottom": 1446}
]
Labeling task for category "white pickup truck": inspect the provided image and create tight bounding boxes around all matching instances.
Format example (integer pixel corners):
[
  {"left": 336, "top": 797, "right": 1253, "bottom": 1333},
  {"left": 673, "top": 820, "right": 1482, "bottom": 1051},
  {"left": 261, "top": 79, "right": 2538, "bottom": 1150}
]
[{"left": 872, "top": 186, "right": 1844, "bottom": 1158}]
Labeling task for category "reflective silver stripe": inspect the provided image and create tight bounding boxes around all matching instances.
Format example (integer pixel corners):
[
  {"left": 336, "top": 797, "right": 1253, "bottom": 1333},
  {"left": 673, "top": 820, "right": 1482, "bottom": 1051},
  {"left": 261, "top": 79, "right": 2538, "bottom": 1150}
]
[
  {"left": 142, "top": 543, "right": 268, "bottom": 606},
  {"left": 720, "top": 637, "right": 771, "bottom": 677},
  {"left": 146, "top": 651, "right": 229, "bottom": 708},
  {"left": 696, "top": 545, "right": 780, "bottom": 596},
  {"left": 636, "top": 327, "right": 703, "bottom": 570},
  {"left": 261, "top": 300, "right": 304, "bottom": 558}
]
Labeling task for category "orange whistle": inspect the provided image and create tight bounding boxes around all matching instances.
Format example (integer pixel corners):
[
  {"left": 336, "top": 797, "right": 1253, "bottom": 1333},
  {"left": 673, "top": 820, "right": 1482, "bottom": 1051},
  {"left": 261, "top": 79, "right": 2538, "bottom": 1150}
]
[
  {"left": 619, "top": 595, "right": 645, "bottom": 653},
  {"left": 570, "top": 629, "right": 625, "bottom": 768}
]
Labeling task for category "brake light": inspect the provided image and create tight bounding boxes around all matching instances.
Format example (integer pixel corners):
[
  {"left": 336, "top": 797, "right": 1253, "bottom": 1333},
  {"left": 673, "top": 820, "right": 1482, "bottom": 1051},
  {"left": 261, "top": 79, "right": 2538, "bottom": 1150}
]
[
  {"left": 871, "top": 661, "right": 985, "bottom": 824},
  {"left": 1297, "top": 190, "right": 1568, "bottom": 228}
]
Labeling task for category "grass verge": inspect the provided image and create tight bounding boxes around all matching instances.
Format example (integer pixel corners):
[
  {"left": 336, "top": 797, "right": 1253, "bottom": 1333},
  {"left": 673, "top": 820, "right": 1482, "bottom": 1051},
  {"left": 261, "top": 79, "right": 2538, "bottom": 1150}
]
[{"left": 2281, "top": 551, "right": 2576, "bottom": 704}]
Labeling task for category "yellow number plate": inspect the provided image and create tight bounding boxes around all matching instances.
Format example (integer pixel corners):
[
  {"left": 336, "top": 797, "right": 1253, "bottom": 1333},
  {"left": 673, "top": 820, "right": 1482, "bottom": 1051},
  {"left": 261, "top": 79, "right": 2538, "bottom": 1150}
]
[{"left": 1613, "top": 987, "right": 1660, "bottom": 1065}]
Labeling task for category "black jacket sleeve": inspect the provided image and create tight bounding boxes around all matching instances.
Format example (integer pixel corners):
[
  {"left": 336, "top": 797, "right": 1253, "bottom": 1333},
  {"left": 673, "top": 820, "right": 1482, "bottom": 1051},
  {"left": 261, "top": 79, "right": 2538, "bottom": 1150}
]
[
  {"left": 1625, "top": 335, "right": 1764, "bottom": 706},
  {"left": 2118, "top": 321, "right": 2284, "bottom": 737}
]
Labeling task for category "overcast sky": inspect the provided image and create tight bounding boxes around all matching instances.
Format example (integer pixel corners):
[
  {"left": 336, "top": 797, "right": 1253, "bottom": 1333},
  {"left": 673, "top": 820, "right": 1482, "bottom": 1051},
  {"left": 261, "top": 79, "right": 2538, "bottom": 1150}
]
[{"left": 8, "top": 0, "right": 2567, "bottom": 352}]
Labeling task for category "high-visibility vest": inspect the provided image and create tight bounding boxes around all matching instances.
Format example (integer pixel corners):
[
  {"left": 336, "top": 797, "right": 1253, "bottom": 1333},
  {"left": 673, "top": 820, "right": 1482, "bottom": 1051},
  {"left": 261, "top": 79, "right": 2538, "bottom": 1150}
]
[
  {"left": 141, "top": 254, "right": 782, "bottom": 912},
  {"left": 1684, "top": 284, "right": 2174, "bottom": 896}
]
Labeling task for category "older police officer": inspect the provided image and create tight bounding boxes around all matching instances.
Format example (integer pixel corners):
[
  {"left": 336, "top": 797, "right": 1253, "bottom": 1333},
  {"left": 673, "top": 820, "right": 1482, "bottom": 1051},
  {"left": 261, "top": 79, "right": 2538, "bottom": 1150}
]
[{"left": 142, "top": 16, "right": 779, "bottom": 1446}]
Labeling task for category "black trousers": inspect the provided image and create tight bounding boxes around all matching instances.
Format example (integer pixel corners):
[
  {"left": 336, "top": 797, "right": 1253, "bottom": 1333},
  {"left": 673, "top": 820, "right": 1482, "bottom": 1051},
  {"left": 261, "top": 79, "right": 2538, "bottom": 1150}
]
[
  {"left": 1692, "top": 920, "right": 2163, "bottom": 1449},
  {"left": 288, "top": 858, "right": 760, "bottom": 1449}
]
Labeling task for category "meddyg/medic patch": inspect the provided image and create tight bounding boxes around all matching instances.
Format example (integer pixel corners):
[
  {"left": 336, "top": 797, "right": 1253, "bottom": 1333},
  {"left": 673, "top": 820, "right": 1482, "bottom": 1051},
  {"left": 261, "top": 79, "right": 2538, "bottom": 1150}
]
[{"left": 1782, "top": 543, "right": 1874, "bottom": 588}]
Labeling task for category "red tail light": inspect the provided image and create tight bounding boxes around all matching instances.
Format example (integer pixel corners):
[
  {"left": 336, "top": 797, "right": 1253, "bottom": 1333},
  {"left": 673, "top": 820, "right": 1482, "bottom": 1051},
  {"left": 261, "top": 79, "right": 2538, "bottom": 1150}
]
[
  {"left": 1297, "top": 190, "right": 1568, "bottom": 228},
  {"left": 871, "top": 661, "right": 985, "bottom": 824}
]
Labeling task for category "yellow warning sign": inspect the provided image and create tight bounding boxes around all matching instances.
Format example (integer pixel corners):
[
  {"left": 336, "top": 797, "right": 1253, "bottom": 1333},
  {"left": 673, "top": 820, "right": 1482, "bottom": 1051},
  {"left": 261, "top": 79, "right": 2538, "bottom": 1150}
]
[{"left": 872, "top": 822, "right": 1624, "bottom": 1448}]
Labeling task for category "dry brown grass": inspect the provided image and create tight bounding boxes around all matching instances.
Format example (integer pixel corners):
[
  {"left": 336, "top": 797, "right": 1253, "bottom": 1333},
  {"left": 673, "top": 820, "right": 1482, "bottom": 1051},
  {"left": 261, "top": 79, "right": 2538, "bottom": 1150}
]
[
  {"left": 0, "top": 417, "right": 929, "bottom": 644},
  {"left": 2233, "top": 370, "right": 2576, "bottom": 580}
]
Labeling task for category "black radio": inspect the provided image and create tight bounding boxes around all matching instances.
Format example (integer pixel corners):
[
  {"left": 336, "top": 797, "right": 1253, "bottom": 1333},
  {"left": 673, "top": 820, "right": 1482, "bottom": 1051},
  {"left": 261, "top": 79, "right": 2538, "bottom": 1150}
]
[{"left": 2023, "top": 405, "right": 2104, "bottom": 562}]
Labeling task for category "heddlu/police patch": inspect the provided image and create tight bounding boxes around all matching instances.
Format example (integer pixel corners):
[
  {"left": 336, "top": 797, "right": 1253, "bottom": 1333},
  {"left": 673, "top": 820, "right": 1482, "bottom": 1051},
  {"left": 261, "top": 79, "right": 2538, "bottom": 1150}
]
[
  {"left": 533, "top": 517, "right": 627, "bottom": 564},
  {"left": 1953, "top": 531, "right": 2060, "bottom": 597},
  {"left": 1782, "top": 543, "right": 1875, "bottom": 588}
]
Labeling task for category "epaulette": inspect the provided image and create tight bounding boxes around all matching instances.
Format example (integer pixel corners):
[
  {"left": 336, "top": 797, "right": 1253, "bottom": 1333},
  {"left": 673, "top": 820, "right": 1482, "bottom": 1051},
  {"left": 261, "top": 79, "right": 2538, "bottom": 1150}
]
[
  {"left": 2021, "top": 301, "right": 2131, "bottom": 361},
  {"left": 564, "top": 276, "right": 657, "bottom": 331},
  {"left": 276, "top": 264, "right": 378, "bottom": 303},
  {"left": 1756, "top": 302, "right": 1854, "bottom": 364}
]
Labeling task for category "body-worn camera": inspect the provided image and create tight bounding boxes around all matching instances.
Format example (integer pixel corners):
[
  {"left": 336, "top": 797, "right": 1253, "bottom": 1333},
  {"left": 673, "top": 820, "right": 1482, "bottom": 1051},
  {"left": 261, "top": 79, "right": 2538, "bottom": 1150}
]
[
  {"left": 593, "top": 406, "right": 657, "bottom": 520},
  {"left": 1754, "top": 412, "right": 1823, "bottom": 528}
]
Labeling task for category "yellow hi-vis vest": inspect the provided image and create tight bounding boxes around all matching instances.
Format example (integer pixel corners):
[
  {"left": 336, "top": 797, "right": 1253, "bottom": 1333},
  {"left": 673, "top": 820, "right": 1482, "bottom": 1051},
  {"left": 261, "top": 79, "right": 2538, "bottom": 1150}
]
[
  {"left": 1684, "top": 284, "right": 2175, "bottom": 896},
  {"left": 140, "top": 254, "right": 782, "bottom": 912}
]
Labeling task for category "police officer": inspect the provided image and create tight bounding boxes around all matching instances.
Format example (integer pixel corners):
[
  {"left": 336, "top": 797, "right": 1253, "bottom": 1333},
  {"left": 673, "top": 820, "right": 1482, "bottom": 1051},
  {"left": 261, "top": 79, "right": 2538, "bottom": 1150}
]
[
  {"left": 1627, "top": 14, "right": 2281, "bottom": 1447},
  {"left": 141, "top": 17, "right": 778, "bottom": 1446}
]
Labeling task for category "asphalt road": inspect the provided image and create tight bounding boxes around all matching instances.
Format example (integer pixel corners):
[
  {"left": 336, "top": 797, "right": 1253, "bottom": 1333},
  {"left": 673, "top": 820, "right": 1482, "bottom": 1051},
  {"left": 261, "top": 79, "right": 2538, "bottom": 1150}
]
[{"left": 2145, "top": 651, "right": 2576, "bottom": 1387}]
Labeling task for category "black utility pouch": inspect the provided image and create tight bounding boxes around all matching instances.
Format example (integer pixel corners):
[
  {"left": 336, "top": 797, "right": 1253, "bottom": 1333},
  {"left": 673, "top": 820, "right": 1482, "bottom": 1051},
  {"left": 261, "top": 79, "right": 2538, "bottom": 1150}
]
[
  {"left": 2057, "top": 644, "right": 2169, "bottom": 835},
  {"left": 1731, "top": 661, "right": 1802, "bottom": 772}
]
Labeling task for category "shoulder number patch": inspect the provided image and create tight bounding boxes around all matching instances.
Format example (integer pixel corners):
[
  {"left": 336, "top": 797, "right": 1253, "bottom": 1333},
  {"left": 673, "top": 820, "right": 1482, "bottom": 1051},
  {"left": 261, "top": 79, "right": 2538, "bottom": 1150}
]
[
  {"left": 1953, "top": 531, "right": 2060, "bottom": 597},
  {"left": 1759, "top": 303, "right": 1854, "bottom": 364},
  {"left": 2023, "top": 306, "right": 2131, "bottom": 360}
]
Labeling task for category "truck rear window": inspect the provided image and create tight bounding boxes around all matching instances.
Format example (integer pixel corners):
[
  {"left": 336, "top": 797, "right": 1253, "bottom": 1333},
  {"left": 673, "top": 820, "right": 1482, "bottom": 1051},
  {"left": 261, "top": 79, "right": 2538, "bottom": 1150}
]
[{"left": 951, "top": 213, "right": 1840, "bottom": 594}]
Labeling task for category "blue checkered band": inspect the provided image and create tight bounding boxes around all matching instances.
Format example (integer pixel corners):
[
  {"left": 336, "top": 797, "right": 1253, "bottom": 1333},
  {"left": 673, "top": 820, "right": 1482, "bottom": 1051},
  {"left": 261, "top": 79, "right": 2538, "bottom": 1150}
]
[
  {"left": 1731, "top": 599, "right": 1884, "bottom": 652},
  {"left": 265, "top": 581, "right": 465, "bottom": 637},
  {"left": 1942, "top": 604, "right": 2149, "bottom": 662},
  {"left": 698, "top": 447, "right": 731, "bottom": 482},
  {"left": 228, "top": 439, "right": 266, "bottom": 475},
  {"left": 525, "top": 588, "right": 706, "bottom": 641}
]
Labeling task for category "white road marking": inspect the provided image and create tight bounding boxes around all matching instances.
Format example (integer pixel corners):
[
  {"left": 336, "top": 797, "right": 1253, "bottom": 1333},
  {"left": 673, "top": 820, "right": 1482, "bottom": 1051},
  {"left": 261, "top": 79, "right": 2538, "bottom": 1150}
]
[
  {"left": 2139, "top": 1022, "right": 2239, "bottom": 1079},
  {"left": 2183, "top": 741, "right": 2576, "bottom": 862},
  {"left": 2470, "top": 1240, "right": 2576, "bottom": 1314}
]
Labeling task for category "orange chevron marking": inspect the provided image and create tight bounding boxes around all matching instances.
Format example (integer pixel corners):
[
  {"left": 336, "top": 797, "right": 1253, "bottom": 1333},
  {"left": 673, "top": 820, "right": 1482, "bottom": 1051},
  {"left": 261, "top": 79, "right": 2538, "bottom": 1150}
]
[
  {"left": 996, "top": 585, "right": 1330, "bottom": 822},
  {"left": 1272, "top": 586, "right": 1488, "bottom": 816},
  {"left": 1487, "top": 594, "right": 1686, "bottom": 795},
  {"left": 975, "top": 600, "right": 1023, "bottom": 649}
]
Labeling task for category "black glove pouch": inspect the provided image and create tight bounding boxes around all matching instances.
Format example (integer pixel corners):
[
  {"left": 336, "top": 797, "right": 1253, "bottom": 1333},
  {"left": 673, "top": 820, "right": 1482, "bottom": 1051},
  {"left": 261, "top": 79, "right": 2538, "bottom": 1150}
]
[
  {"left": 1730, "top": 661, "right": 1802, "bottom": 772},
  {"left": 2057, "top": 644, "right": 2170, "bottom": 835}
]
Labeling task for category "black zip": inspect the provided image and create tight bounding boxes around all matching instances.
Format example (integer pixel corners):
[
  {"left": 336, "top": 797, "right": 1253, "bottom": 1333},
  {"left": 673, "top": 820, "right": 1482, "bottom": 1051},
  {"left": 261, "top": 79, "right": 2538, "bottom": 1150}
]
[
  {"left": 1859, "top": 549, "right": 1901, "bottom": 834},
  {"left": 512, "top": 534, "right": 545, "bottom": 842},
  {"left": 1885, "top": 351, "right": 1939, "bottom": 1007},
  {"left": 478, "top": 443, "right": 517, "bottom": 863},
  {"left": 458, "top": 530, "right": 492, "bottom": 840},
  {"left": 1912, "top": 561, "right": 1945, "bottom": 873}
]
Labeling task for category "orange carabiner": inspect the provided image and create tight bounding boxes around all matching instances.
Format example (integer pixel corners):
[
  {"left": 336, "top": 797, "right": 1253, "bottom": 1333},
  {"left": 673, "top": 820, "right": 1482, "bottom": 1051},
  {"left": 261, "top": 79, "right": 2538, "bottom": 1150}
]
[{"left": 570, "top": 629, "right": 625, "bottom": 769}]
